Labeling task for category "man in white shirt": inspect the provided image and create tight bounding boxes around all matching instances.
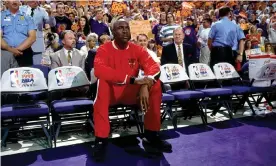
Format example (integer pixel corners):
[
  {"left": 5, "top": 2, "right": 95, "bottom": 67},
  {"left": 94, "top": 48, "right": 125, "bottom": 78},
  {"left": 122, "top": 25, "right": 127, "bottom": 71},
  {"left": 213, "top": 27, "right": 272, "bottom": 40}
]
[
  {"left": 50, "top": 30, "right": 85, "bottom": 69},
  {"left": 197, "top": 18, "right": 212, "bottom": 65},
  {"left": 136, "top": 34, "right": 160, "bottom": 64}
]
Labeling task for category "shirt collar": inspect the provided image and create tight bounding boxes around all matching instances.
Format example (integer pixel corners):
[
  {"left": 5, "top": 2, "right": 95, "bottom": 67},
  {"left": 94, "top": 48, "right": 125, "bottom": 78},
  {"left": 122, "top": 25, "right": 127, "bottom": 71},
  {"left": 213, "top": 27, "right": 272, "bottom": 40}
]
[
  {"left": 112, "top": 41, "right": 129, "bottom": 50},
  {"left": 6, "top": 9, "right": 24, "bottom": 16},
  {"left": 174, "top": 42, "right": 183, "bottom": 47},
  {"left": 63, "top": 48, "right": 73, "bottom": 55}
]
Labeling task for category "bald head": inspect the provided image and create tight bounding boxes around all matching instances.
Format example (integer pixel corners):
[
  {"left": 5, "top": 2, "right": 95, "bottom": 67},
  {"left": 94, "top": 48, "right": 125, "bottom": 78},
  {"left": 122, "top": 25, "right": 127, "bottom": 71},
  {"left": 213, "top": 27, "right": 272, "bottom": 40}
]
[
  {"left": 173, "top": 27, "right": 184, "bottom": 45},
  {"left": 112, "top": 20, "right": 131, "bottom": 45}
]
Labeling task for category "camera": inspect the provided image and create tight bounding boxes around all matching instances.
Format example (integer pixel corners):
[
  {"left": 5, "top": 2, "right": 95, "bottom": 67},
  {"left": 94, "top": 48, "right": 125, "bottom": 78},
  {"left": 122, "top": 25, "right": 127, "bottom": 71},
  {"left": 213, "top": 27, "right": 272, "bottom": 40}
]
[{"left": 47, "top": 33, "right": 56, "bottom": 43}]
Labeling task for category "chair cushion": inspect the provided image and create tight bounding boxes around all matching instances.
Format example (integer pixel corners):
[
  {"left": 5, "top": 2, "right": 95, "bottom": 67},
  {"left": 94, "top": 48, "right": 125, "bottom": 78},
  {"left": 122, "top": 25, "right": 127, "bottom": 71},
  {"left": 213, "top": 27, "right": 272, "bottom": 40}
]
[
  {"left": 224, "top": 86, "right": 251, "bottom": 94},
  {"left": 51, "top": 99, "right": 93, "bottom": 113},
  {"left": 249, "top": 87, "right": 272, "bottom": 93},
  {"left": 168, "top": 90, "right": 205, "bottom": 100},
  {"left": 197, "top": 88, "right": 232, "bottom": 97},
  {"left": 1, "top": 102, "right": 49, "bottom": 119},
  {"left": 162, "top": 93, "right": 175, "bottom": 102}
]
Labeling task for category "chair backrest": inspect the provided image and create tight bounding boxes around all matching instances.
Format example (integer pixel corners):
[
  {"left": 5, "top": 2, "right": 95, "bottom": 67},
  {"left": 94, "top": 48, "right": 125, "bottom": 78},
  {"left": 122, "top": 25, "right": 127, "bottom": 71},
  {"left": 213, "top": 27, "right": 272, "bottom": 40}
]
[
  {"left": 213, "top": 63, "right": 240, "bottom": 79},
  {"left": 160, "top": 64, "right": 189, "bottom": 84},
  {"left": 48, "top": 66, "right": 90, "bottom": 91},
  {"left": 1, "top": 67, "right": 48, "bottom": 92},
  {"left": 254, "top": 62, "right": 276, "bottom": 80},
  {"left": 32, "top": 65, "right": 50, "bottom": 80},
  {"left": 188, "top": 63, "right": 216, "bottom": 81}
]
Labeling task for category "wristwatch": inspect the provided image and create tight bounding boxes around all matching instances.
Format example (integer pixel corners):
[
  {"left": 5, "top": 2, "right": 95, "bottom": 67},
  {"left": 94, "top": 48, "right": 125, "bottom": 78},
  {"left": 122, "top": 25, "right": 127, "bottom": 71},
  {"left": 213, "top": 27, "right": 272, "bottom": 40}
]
[{"left": 130, "top": 77, "right": 136, "bottom": 84}]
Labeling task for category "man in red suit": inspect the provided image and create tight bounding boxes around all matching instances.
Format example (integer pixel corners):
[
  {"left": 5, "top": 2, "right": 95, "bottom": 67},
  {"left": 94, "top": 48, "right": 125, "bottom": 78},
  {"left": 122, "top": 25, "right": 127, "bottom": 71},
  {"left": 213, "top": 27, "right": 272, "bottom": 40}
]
[{"left": 92, "top": 19, "right": 172, "bottom": 162}]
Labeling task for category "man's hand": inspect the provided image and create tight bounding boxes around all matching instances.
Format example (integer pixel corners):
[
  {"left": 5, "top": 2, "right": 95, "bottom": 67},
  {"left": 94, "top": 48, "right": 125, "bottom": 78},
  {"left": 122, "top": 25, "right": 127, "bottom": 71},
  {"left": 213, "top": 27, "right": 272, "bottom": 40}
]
[
  {"left": 139, "top": 85, "right": 150, "bottom": 113},
  {"left": 236, "top": 55, "right": 242, "bottom": 62},
  {"left": 8, "top": 47, "right": 23, "bottom": 56},
  {"left": 134, "top": 76, "right": 155, "bottom": 87}
]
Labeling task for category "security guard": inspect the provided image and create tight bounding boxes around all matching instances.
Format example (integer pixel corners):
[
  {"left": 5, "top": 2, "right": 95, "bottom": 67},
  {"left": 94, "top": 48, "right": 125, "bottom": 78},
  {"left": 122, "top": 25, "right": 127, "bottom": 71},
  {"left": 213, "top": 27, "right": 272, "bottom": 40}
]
[
  {"left": 1, "top": 0, "right": 36, "bottom": 74},
  {"left": 208, "top": 7, "right": 239, "bottom": 67}
]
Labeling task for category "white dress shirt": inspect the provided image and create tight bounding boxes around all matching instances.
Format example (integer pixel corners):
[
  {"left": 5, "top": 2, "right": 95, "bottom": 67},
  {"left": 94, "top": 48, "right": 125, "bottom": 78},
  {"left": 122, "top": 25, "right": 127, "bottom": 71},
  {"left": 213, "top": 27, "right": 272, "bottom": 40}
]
[
  {"left": 174, "top": 43, "right": 185, "bottom": 69},
  {"left": 64, "top": 48, "right": 74, "bottom": 65},
  {"left": 147, "top": 48, "right": 160, "bottom": 64}
]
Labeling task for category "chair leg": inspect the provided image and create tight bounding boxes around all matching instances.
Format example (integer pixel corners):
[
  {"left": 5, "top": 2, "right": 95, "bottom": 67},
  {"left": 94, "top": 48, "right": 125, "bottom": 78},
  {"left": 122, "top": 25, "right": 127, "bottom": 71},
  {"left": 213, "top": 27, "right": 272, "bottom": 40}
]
[
  {"left": 224, "top": 101, "right": 233, "bottom": 119},
  {"left": 198, "top": 104, "right": 207, "bottom": 125},
  {"left": 234, "top": 95, "right": 246, "bottom": 113},
  {"left": 1, "top": 128, "right": 9, "bottom": 147},
  {"left": 41, "top": 122, "right": 52, "bottom": 148},
  {"left": 246, "top": 98, "right": 256, "bottom": 115},
  {"left": 255, "top": 94, "right": 264, "bottom": 107}
]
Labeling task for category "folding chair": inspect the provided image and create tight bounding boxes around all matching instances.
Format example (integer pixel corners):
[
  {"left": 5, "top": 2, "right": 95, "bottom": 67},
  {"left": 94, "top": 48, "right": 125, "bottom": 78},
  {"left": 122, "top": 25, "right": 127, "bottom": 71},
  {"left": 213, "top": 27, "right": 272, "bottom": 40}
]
[
  {"left": 160, "top": 64, "right": 206, "bottom": 128},
  {"left": 48, "top": 66, "right": 94, "bottom": 147},
  {"left": 249, "top": 62, "right": 276, "bottom": 109},
  {"left": 213, "top": 63, "right": 255, "bottom": 115},
  {"left": 138, "top": 70, "right": 176, "bottom": 129},
  {"left": 1, "top": 67, "right": 52, "bottom": 147},
  {"left": 188, "top": 63, "right": 233, "bottom": 122}
]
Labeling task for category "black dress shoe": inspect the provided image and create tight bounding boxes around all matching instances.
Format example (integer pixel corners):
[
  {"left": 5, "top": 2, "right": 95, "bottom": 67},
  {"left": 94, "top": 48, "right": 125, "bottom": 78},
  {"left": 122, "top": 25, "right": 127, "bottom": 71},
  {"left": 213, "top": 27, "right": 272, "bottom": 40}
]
[
  {"left": 92, "top": 137, "right": 108, "bottom": 162},
  {"left": 142, "top": 130, "right": 172, "bottom": 154}
]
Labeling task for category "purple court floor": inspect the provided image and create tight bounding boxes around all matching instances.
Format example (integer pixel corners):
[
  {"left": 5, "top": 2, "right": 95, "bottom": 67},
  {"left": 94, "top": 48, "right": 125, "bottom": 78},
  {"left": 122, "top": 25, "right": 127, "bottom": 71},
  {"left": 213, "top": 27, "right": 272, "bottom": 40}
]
[{"left": 2, "top": 116, "right": 276, "bottom": 166}]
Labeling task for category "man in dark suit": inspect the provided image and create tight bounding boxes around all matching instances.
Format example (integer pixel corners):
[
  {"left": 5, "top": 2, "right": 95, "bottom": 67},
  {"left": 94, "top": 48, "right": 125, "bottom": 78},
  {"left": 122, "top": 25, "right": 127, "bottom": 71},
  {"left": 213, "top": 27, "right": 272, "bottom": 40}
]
[
  {"left": 161, "top": 27, "right": 196, "bottom": 72},
  {"left": 161, "top": 27, "right": 196, "bottom": 90}
]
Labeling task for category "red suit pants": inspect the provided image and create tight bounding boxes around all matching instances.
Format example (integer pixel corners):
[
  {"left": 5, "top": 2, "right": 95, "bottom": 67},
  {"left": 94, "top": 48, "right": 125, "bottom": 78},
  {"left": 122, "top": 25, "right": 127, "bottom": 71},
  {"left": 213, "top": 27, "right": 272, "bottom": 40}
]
[{"left": 93, "top": 79, "right": 162, "bottom": 138}]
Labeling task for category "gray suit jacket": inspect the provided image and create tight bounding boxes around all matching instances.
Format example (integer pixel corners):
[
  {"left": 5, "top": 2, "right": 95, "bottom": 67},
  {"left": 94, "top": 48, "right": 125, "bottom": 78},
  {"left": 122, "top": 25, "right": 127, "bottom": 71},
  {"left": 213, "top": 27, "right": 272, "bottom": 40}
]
[{"left": 50, "top": 48, "right": 85, "bottom": 70}]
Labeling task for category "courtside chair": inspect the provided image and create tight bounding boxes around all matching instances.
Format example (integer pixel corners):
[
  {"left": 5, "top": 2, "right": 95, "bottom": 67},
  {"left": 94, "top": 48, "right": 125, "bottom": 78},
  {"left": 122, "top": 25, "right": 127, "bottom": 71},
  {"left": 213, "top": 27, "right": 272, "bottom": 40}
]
[
  {"left": 250, "top": 63, "right": 276, "bottom": 108},
  {"left": 48, "top": 66, "right": 94, "bottom": 147},
  {"left": 188, "top": 63, "right": 233, "bottom": 122},
  {"left": 213, "top": 63, "right": 256, "bottom": 115},
  {"left": 160, "top": 64, "right": 206, "bottom": 128},
  {"left": 1, "top": 67, "right": 52, "bottom": 147}
]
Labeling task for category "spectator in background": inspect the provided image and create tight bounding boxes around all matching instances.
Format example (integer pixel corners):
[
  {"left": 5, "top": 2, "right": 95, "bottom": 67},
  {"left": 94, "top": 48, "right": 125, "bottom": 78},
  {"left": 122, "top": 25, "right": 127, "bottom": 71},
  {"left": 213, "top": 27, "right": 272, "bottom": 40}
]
[
  {"left": 152, "top": 12, "right": 166, "bottom": 47},
  {"left": 246, "top": 25, "right": 261, "bottom": 48},
  {"left": 74, "top": 16, "right": 91, "bottom": 49},
  {"left": 242, "top": 40, "right": 252, "bottom": 65},
  {"left": 22, "top": 1, "right": 56, "bottom": 65},
  {"left": 50, "top": 30, "right": 85, "bottom": 69},
  {"left": 265, "top": 43, "right": 275, "bottom": 54},
  {"left": 68, "top": 12, "right": 76, "bottom": 25},
  {"left": 80, "top": 33, "right": 98, "bottom": 57},
  {"left": 257, "top": 16, "right": 269, "bottom": 39},
  {"left": 99, "top": 34, "right": 111, "bottom": 45},
  {"left": 159, "top": 12, "right": 179, "bottom": 46},
  {"left": 85, "top": 34, "right": 110, "bottom": 83},
  {"left": 147, "top": 39, "right": 157, "bottom": 53},
  {"left": 90, "top": 8, "right": 110, "bottom": 37},
  {"left": 268, "top": 22, "right": 276, "bottom": 43},
  {"left": 1, "top": 0, "right": 36, "bottom": 74},
  {"left": 197, "top": 18, "right": 212, "bottom": 65},
  {"left": 54, "top": 2, "right": 72, "bottom": 35},
  {"left": 136, "top": 34, "right": 160, "bottom": 64}
]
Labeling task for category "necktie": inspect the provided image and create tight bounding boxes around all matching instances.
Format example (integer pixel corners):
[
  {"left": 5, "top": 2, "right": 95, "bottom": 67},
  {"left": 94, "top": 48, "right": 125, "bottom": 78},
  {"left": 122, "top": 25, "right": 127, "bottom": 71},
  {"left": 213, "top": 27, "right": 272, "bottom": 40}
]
[
  {"left": 68, "top": 51, "right": 72, "bottom": 65},
  {"left": 177, "top": 45, "right": 183, "bottom": 67},
  {"left": 31, "top": 8, "right": 35, "bottom": 17}
]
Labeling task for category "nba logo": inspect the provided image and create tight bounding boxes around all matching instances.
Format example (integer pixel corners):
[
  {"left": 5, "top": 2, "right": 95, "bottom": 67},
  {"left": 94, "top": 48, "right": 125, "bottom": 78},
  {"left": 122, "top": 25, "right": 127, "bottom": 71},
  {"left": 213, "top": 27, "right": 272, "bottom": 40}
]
[
  {"left": 10, "top": 70, "right": 19, "bottom": 87},
  {"left": 55, "top": 70, "right": 64, "bottom": 86}
]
